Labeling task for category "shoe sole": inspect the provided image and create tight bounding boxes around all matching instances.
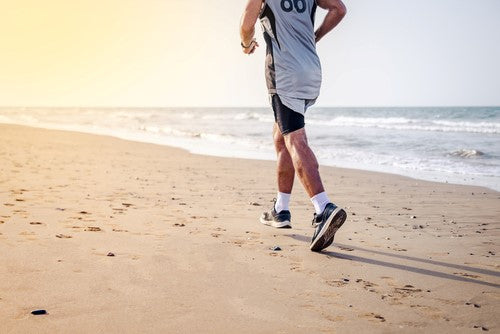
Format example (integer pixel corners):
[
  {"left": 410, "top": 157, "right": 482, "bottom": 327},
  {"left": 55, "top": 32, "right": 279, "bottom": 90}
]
[
  {"left": 260, "top": 216, "right": 292, "bottom": 229},
  {"left": 310, "top": 207, "right": 347, "bottom": 252}
]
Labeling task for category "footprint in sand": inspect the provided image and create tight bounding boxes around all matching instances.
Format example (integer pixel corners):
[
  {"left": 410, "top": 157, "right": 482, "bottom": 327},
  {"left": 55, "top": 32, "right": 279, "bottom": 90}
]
[
  {"left": 231, "top": 240, "right": 245, "bottom": 247},
  {"left": 356, "top": 279, "right": 379, "bottom": 293},
  {"left": 454, "top": 272, "right": 480, "bottom": 279},
  {"left": 359, "top": 312, "right": 386, "bottom": 322},
  {"left": 11, "top": 189, "right": 28, "bottom": 195},
  {"left": 326, "top": 278, "right": 350, "bottom": 287},
  {"left": 393, "top": 285, "right": 423, "bottom": 297},
  {"left": 289, "top": 261, "right": 303, "bottom": 272},
  {"left": 473, "top": 325, "right": 489, "bottom": 331},
  {"left": 85, "top": 227, "right": 102, "bottom": 232},
  {"left": 286, "top": 255, "right": 303, "bottom": 272}
]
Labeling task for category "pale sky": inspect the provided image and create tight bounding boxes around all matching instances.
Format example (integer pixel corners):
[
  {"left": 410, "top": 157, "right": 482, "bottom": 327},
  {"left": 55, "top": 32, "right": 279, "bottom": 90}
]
[{"left": 0, "top": 0, "right": 499, "bottom": 107}]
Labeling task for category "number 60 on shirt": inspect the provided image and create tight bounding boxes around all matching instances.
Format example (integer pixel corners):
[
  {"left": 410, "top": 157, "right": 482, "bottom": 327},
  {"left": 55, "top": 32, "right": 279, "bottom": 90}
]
[{"left": 280, "top": 0, "right": 307, "bottom": 13}]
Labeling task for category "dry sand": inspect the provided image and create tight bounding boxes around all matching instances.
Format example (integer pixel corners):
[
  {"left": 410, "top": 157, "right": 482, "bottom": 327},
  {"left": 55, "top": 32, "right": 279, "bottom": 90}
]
[{"left": 0, "top": 124, "right": 499, "bottom": 333}]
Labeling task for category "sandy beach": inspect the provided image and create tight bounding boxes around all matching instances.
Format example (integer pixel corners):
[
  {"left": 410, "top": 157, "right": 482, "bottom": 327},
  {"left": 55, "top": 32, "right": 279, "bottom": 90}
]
[{"left": 0, "top": 123, "right": 498, "bottom": 333}]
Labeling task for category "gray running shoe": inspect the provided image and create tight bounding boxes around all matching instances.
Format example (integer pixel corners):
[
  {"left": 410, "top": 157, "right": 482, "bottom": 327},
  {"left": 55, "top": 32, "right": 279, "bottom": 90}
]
[
  {"left": 310, "top": 203, "right": 347, "bottom": 252},
  {"left": 260, "top": 200, "right": 292, "bottom": 228}
]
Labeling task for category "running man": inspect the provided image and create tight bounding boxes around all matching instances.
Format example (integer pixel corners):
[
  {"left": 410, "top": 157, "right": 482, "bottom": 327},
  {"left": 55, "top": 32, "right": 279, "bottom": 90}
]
[{"left": 240, "top": 0, "right": 347, "bottom": 252}]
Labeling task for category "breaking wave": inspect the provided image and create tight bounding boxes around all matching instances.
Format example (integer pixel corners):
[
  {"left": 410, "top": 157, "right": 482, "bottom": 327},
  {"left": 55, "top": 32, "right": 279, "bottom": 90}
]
[
  {"left": 450, "top": 149, "right": 486, "bottom": 158},
  {"left": 307, "top": 117, "right": 500, "bottom": 134}
]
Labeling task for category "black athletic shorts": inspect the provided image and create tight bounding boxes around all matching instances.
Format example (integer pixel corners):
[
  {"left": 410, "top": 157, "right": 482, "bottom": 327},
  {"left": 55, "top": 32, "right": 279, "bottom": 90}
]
[{"left": 271, "top": 94, "right": 305, "bottom": 135}]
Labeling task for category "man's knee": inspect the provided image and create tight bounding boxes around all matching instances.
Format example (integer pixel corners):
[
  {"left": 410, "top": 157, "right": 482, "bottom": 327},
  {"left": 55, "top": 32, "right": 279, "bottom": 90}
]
[
  {"left": 285, "top": 128, "right": 308, "bottom": 150},
  {"left": 285, "top": 129, "right": 319, "bottom": 169}
]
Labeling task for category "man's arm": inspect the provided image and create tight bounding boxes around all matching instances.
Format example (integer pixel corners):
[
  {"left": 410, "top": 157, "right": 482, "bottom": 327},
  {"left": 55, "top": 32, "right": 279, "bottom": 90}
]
[
  {"left": 315, "top": 0, "right": 346, "bottom": 43},
  {"left": 240, "top": 0, "right": 264, "bottom": 55}
]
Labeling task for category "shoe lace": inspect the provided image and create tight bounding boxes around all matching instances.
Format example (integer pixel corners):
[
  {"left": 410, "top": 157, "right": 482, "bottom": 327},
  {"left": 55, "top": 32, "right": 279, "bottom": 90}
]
[
  {"left": 311, "top": 213, "right": 318, "bottom": 227},
  {"left": 271, "top": 198, "right": 277, "bottom": 211}
]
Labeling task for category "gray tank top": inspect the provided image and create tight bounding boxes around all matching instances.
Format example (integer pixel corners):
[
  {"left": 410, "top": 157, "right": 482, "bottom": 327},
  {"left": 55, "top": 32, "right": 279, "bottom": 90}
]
[{"left": 260, "top": 0, "right": 321, "bottom": 102}]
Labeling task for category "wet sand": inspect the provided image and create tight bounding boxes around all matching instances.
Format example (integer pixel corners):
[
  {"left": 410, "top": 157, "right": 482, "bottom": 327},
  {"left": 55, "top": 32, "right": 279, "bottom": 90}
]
[{"left": 1, "top": 124, "right": 499, "bottom": 333}]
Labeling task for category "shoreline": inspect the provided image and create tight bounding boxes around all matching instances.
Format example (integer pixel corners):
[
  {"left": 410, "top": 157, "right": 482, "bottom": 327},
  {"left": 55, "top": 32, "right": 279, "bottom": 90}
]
[
  {"left": 1, "top": 124, "right": 499, "bottom": 333},
  {"left": 1, "top": 121, "right": 497, "bottom": 193}
]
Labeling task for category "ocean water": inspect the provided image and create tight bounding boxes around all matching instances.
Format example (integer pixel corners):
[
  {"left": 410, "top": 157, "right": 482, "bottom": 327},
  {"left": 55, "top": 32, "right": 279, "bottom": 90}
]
[{"left": 1, "top": 106, "right": 499, "bottom": 191}]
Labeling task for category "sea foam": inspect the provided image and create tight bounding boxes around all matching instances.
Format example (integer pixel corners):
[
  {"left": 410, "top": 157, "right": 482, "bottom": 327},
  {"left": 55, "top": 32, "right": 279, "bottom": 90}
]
[{"left": 1, "top": 106, "right": 499, "bottom": 191}]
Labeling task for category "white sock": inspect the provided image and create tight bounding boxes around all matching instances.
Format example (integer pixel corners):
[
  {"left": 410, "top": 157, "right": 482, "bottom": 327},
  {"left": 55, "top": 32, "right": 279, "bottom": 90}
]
[
  {"left": 311, "top": 192, "right": 330, "bottom": 215},
  {"left": 275, "top": 192, "right": 291, "bottom": 213}
]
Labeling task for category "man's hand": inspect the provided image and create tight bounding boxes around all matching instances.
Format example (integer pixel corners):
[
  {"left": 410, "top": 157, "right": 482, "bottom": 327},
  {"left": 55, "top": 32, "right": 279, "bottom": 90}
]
[
  {"left": 242, "top": 38, "right": 259, "bottom": 55},
  {"left": 240, "top": 0, "right": 263, "bottom": 55},
  {"left": 315, "top": 0, "right": 347, "bottom": 43}
]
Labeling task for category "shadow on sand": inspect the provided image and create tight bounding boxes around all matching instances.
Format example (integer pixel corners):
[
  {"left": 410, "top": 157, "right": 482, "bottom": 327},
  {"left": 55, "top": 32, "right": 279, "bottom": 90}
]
[{"left": 285, "top": 233, "right": 500, "bottom": 289}]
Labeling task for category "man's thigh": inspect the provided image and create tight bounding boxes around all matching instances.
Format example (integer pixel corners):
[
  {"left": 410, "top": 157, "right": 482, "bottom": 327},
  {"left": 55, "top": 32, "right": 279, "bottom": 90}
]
[{"left": 271, "top": 95, "right": 305, "bottom": 135}]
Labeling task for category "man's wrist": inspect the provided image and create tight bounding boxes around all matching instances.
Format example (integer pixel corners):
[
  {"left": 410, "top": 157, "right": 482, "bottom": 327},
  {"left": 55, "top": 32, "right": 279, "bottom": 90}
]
[{"left": 241, "top": 39, "right": 255, "bottom": 49}]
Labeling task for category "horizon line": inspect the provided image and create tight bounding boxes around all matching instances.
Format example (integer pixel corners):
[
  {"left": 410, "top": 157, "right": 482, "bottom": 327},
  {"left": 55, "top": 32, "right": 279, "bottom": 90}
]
[{"left": 1, "top": 105, "right": 499, "bottom": 109}]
